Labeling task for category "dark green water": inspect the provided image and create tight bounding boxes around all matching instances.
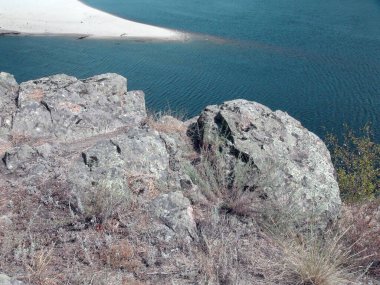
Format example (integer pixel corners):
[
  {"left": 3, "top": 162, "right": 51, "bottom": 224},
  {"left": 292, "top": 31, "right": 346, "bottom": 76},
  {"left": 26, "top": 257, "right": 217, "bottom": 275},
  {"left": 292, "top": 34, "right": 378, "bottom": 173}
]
[{"left": 0, "top": 0, "right": 379, "bottom": 140}]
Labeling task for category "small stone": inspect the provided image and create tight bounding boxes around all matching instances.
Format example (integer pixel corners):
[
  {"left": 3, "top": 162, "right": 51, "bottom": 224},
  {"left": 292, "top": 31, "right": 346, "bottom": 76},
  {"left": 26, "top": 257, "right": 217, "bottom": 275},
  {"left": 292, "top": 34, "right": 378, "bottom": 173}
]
[
  {"left": 0, "top": 273, "right": 24, "bottom": 285},
  {"left": 0, "top": 215, "right": 12, "bottom": 228}
]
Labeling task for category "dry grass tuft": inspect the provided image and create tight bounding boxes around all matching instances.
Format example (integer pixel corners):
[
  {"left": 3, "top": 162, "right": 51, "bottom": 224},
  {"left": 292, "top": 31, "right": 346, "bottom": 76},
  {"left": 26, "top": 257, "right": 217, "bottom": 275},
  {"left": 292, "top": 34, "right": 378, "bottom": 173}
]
[
  {"left": 24, "top": 246, "right": 57, "bottom": 285},
  {"left": 193, "top": 213, "right": 254, "bottom": 284},
  {"left": 340, "top": 200, "right": 380, "bottom": 278},
  {"left": 144, "top": 115, "right": 187, "bottom": 134},
  {"left": 79, "top": 177, "right": 130, "bottom": 223},
  {"left": 127, "top": 173, "right": 159, "bottom": 199},
  {"left": 268, "top": 225, "right": 363, "bottom": 285}
]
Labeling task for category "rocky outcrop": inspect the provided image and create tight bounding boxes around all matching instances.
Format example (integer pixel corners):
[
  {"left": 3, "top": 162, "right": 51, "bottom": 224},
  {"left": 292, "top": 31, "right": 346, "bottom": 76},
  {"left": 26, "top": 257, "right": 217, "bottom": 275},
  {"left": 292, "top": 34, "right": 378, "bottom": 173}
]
[
  {"left": 0, "top": 72, "right": 196, "bottom": 239},
  {"left": 0, "top": 72, "right": 341, "bottom": 228},
  {"left": 0, "top": 72, "right": 18, "bottom": 138},
  {"left": 195, "top": 100, "right": 341, "bottom": 228},
  {"left": 13, "top": 73, "right": 145, "bottom": 141},
  {"left": 0, "top": 72, "right": 343, "bottom": 284}
]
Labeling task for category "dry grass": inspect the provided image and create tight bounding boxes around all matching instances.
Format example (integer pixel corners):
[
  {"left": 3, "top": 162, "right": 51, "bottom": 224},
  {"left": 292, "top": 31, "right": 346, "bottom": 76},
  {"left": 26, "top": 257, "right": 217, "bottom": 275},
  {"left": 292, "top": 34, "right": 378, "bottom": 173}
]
[
  {"left": 143, "top": 110, "right": 187, "bottom": 134},
  {"left": 101, "top": 240, "right": 142, "bottom": 272},
  {"left": 340, "top": 200, "right": 380, "bottom": 278},
  {"left": 127, "top": 173, "right": 159, "bottom": 199},
  {"left": 265, "top": 222, "right": 365, "bottom": 285},
  {"left": 9, "top": 132, "right": 30, "bottom": 145},
  {"left": 24, "top": 246, "right": 57, "bottom": 285},
  {"left": 1, "top": 176, "right": 376, "bottom": 285},
  {"left": 78, "top": 177, "right": 130, "bottom": 223},
  {"left": 185, "top": 145, "right": 257, "bottom": 218},
  {"left": 145, "top": 115, "right": 187, "bottom": 134},
  {"left": 189, "top": 207, "right": 291, "bottom": 285}
]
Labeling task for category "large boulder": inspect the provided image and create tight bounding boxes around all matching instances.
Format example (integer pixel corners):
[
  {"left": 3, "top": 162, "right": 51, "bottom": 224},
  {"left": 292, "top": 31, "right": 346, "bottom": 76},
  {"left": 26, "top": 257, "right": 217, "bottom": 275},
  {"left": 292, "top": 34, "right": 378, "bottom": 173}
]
[{"left": 195, "top": 99, "right": 341, "bottom": 229}]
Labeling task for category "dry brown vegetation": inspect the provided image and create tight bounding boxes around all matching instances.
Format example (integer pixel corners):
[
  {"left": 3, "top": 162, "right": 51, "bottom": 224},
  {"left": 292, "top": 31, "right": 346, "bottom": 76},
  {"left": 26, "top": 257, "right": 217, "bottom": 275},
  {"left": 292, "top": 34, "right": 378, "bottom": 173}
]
[
  {"left": 340, "top": 200, "right": 380, "bottom": 278},
  {"left": 184, "top": 144, "right": 377, "bottom": 285},
  {"left": 144, "top": 114, "right": 188, "bottom": 134},
  {"left": 0, "top": 173, "right": 378, "bottom": 285}
]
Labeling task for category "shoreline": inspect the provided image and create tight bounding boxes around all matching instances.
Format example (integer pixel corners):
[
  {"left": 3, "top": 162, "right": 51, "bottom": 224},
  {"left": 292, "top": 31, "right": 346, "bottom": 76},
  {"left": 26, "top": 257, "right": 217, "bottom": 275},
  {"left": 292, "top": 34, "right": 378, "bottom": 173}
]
[
  {"left": 0, "top": 0, "right": 187, "bottom": 41},
  {"left": 0, "top": 30, "right": 191, "bottom": 43}
]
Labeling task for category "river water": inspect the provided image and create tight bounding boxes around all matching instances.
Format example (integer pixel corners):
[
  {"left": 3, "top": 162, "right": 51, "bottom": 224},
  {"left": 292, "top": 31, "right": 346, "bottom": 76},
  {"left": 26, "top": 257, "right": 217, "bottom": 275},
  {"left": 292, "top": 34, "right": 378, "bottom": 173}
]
[{"left": 0, "top": 0, "right": 379, "bottom": 140}]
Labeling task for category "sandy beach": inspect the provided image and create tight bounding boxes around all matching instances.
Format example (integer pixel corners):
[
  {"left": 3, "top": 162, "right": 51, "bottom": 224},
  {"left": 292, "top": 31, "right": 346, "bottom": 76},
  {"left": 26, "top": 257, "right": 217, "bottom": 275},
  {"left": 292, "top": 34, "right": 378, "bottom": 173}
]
[{"left": 0, "top": 0, "right": 184, "bottom": 40}]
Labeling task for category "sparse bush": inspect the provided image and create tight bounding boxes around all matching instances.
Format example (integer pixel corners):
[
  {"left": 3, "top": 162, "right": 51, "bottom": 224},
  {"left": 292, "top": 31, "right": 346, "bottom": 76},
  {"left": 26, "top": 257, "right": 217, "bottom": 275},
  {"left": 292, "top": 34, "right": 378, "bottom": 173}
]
[
  {"left": 24, "top": 246, "right": 56, "bottom": 285},
  {"left": 326, "top": 124, "right": 380, "bottom": 202},
  {"left": 79, "top": 177, "right": 130, "bottom": 223},
  {"left": 185, "top": 144, "right": 257, "bottom": 217}
]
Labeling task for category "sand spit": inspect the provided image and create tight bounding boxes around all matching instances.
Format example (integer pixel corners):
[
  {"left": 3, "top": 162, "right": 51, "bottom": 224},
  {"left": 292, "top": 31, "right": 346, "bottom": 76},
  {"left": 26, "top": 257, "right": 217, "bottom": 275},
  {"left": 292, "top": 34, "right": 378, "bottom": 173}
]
[{"left": 0, "top": 0, "right": 186, "bottom": 40}]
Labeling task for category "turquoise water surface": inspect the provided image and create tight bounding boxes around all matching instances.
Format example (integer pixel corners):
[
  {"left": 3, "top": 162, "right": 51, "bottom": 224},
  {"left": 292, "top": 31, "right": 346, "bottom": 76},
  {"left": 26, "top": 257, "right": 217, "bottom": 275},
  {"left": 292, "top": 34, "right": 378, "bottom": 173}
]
[{"left": 0, "top": 0, "right": 379, "bottom": 140}]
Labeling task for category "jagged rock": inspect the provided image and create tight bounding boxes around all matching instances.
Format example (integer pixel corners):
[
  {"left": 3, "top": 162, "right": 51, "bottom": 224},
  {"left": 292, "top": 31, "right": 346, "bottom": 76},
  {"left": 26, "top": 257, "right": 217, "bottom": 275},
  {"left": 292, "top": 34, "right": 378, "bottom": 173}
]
[
  {"left": 0, "top": 72, "right": 18, "bottom": 138},
  {"left": 111, "top": 128, "right": 170, "bottom": 180},
  {"left": 196, "top": 99, "right": 341, "bottom": 229},
  {"left": 148, "top": 115, "right": 198, "bottom": 191},
  {"left": 150, "top": 191, "right": 197, "bottom": 241},
  {"left": 3, "top": 144, "right": 37, "bottom": 171},
  {"left": 12, "top": 73, "right": 146, "bottom": 141},
  {"left": 67, "top": 127, "right": 170, "bottom": 214}
]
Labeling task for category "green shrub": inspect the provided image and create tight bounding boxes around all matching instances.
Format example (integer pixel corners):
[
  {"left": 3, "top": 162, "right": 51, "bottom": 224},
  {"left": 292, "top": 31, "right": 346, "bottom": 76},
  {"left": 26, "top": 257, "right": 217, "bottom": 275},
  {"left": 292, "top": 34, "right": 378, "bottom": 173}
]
[{"left": 326, "top": 124, "right": 380, "bottom": 202}]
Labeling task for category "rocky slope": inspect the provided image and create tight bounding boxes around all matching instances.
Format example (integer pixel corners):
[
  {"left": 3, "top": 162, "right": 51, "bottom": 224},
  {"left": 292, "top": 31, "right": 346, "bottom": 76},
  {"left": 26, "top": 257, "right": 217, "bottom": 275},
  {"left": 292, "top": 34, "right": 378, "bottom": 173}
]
[{"left": 0, "top": 72, "right": 347, "bottom": 284}]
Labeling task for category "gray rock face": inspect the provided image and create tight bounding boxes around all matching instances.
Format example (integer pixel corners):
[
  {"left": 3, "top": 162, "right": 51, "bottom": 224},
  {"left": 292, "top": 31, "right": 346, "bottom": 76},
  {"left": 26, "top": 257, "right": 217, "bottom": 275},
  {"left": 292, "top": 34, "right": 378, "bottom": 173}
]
[
  {"left": 12, "top": 73, "right": 146, "bottom": 141},
  {"left": 0, "top": 74, "right": 342, "bottom": 231},
  {"left": 0, "top": 72, "right": 18, "bottom": 138},
  {"left": 151, "top": 191, "right": 197, "bottom": 241},
  {"left": 67, "top": 128, "right": 171, "bottom": 215},
  {"left": 196, "top": 99, "right": 341, "bottom": 229},
  {"left": 1, "top": 73, "right": 342, "bottom": 227}
]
